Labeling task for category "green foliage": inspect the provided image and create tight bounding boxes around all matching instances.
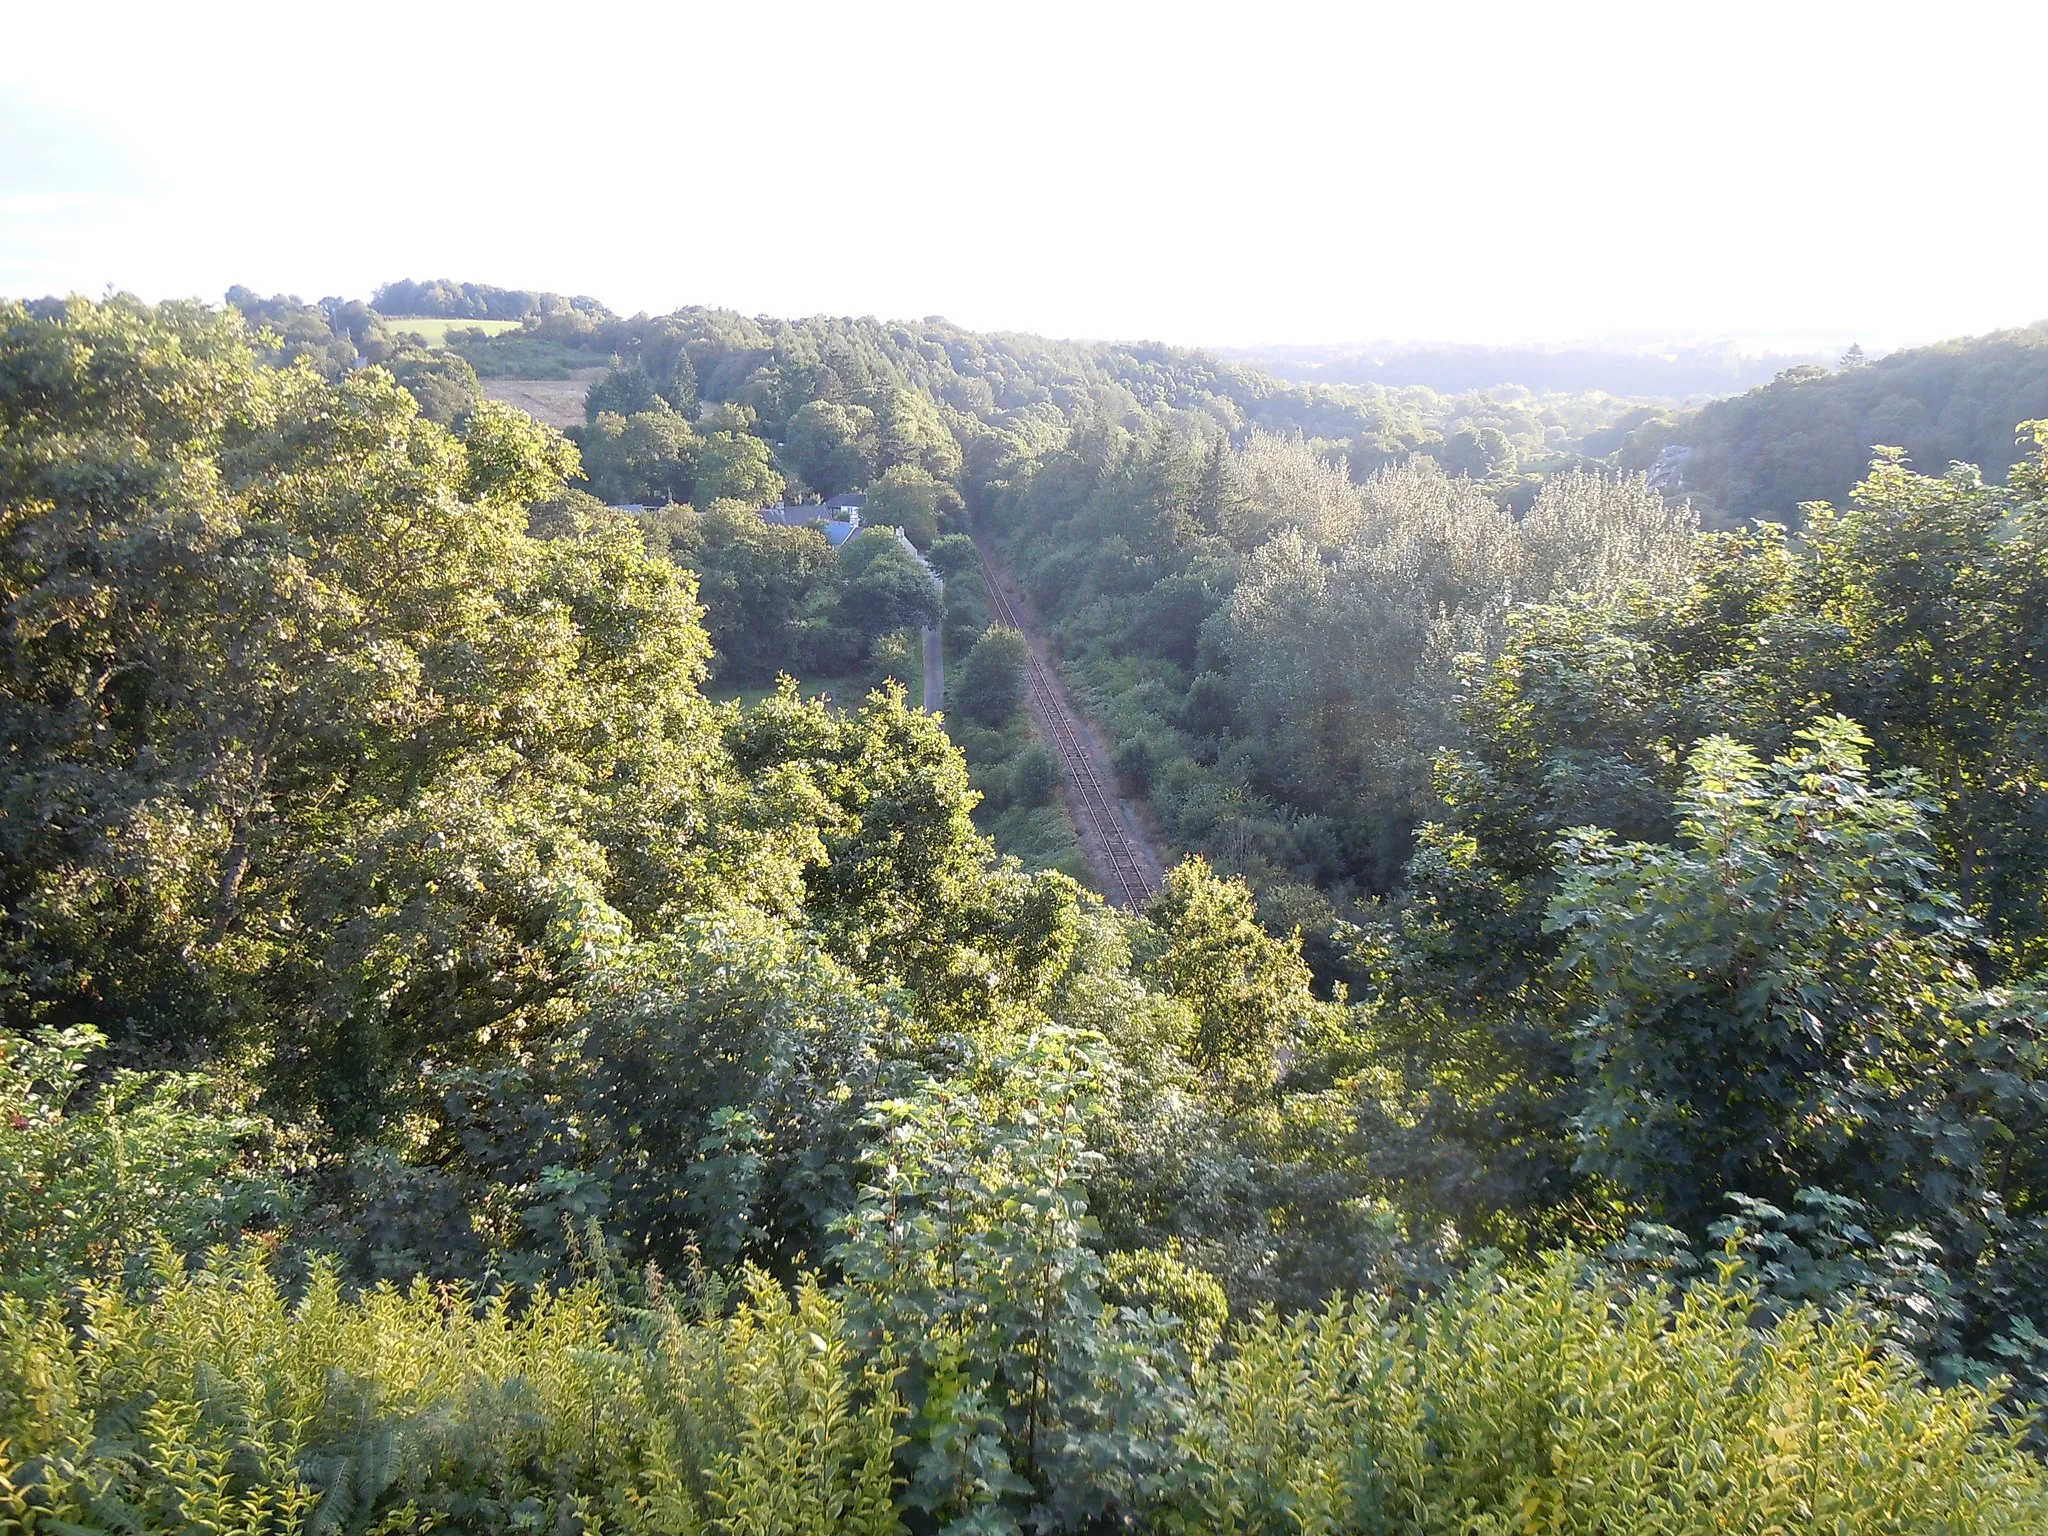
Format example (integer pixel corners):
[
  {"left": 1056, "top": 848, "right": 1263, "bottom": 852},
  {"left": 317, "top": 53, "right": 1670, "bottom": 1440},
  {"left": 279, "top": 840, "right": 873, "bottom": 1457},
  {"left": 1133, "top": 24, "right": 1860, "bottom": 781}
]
[
  {"left": 577, "top": 406, "right": 699, "bottom": 504},
  {"left": 1006, "top": 743, "right": 1061, "bottom": 808},
  {"left": 1631, "top": 326, "right": 2048, "bottom": 521},
  {"left": 1168, "top": 1253, "right": 2048, "bottom": 1534},
  {"left": 1137, "top": 860, "right": 1322, "bottom": 1094},
  {"left": 1101, "top": 1246, "right": 1228, "bottom": 1362},
  {"left": 834, "top": 532, "right": 941, "bottom": 657},
  {"left": 0, "top": 1247, "right": 902, "bottom": 1535},
  {"left": 372, "top": 278, "right": 610, "bottom": 321},
  {"left": 679, "top": 503, "right": 840, "bottom": 682},
  {"left": 698, "top": 430, "right": 783, "bottom": 507},
  {"left": 947, "top": 712, "right": 1086, "bottom": 883},
  {"left": 1360, "top": 433, "right": 2048, "bottom": 1265},
  {"left": 872, "top": 390, "right": 963, "bottom": 483},
  {"left": 987, "top": 419, "right": 1697, "bottom": 907},
  {"left": 224, "top": 287, "right": 484, "bottom": 425},
  {"left": 1541, "top": 722, "right": 2048, "bottom": 1403},
  {"left": 585, "top": 356, "right": 671, "bottom": 421},
  {"left": 953, "top": 627, "right": 1027, "bottom": 726},
  {"left": 0, "top": 1026, "right": 282, "bottom": 1303},
  {"left": 784, "top": 399, "right": 878, "bottom": 497},
  {"left": 0, "top": 297, "right": 798, "bottom": 1134},
  {"left": 865, "top": 465, "right": 956, "bottom": 548},
  {"left": 10, "top": 1237, "right": 2037, "bottom": 1535},
  {"left": 384, "top": 347, "right": 482, "bottom": 424},
  {"left": 1801, "top": 436, "right": 2048, "bottom": 971},
  {"left": 1548, "top": 720, "right": 1988, "bottom": 1230},
  {"left": 406, "top": 910, "right": 916, "bottom": 1287},
  {"left": 10, "top": 291, "right": 2048, "bottom": 1532},
  {"left": 926, "top": 533, "right": 979, "bottom": 579},
  {"left": 834, "top": 1029, "right": 1188, "bottom": 1532}
]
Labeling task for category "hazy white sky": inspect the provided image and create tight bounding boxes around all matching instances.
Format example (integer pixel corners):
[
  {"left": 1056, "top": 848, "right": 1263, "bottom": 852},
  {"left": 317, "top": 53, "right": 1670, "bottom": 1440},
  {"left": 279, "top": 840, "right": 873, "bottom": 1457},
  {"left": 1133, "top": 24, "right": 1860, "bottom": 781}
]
[{"left": 2, "top": 0, "right": 2041, "bottom": 348}]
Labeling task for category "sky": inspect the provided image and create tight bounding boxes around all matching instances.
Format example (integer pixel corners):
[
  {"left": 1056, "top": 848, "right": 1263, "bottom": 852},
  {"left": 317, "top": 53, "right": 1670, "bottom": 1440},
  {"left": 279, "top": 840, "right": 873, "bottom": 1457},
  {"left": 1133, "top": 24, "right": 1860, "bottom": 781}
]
[{"left": 2, "top": 0, "right": 2042, "bottom": 350}]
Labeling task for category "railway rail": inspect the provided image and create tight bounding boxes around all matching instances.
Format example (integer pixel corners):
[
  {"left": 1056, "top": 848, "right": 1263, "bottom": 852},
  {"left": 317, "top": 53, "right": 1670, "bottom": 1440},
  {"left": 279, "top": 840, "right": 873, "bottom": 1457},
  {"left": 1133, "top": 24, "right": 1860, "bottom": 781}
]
[{"left": 974, "top": 542, "right": 1158, "bottom": 908}]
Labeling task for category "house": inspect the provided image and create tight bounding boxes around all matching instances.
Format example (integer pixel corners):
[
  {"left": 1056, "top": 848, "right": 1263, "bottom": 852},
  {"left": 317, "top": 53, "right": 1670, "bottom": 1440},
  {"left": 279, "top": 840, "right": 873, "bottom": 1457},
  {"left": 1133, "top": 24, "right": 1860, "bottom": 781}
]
[{"left": 760, "top": 495, "right": 862, "bottom": 547}]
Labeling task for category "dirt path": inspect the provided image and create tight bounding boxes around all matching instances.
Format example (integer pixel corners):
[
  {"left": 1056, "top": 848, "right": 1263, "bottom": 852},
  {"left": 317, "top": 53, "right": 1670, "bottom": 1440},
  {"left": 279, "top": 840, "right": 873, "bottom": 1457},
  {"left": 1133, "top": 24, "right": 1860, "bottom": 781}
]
[{"left": 973, "top": 538, "right": 1167, "bottom": 908}]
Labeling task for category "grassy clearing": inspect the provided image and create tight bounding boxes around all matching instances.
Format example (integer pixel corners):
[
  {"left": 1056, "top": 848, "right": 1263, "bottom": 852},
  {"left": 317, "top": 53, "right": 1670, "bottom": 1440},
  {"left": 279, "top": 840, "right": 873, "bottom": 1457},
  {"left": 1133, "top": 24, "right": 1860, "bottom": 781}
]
[
  {"left": 374, "top": 315, "right": 525, "bottom": 346},
  {"left": 450, "top": 332, "right": 610, "bottom": 377}
]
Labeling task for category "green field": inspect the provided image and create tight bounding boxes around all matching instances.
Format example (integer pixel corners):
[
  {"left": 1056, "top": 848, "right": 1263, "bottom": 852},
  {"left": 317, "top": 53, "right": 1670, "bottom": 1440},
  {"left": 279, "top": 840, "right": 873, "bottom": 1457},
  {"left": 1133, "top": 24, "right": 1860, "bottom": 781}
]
[{"left": 374, "top": 315, "right": 525, "bottom": 346}]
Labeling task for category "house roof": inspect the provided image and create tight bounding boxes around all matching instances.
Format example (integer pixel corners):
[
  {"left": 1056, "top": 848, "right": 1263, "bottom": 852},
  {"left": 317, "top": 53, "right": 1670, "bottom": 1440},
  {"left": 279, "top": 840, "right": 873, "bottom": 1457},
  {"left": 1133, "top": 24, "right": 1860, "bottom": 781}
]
[{"left": 760, "top": 500, "right": 863, "bottom": 546}]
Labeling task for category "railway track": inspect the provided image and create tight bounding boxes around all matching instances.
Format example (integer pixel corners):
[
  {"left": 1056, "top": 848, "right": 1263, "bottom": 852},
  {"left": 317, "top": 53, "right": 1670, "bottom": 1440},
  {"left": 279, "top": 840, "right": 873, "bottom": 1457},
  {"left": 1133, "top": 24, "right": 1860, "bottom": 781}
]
[{"left": 974, "top": 543, "right": 1158, "bottom": 909}]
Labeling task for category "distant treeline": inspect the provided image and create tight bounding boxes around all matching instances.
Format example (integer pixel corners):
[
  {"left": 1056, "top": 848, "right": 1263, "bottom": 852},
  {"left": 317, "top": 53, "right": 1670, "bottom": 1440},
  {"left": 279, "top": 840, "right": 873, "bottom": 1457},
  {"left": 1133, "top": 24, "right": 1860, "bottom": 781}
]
[
  {"left": 1223, "top": 340, "right": 1828, "bottom": 399},
  {"left": 370, "top": 276, "right": 613, "bottom": 321},
  {"left": 441, "top": 303, "right": 1646, "bottom": 502},
  {"left": 1620, "top": 325, "right": 2048, "bottom": 520},
  {"left": 222, "top": 285, "right": 483, "bottom": 423}
]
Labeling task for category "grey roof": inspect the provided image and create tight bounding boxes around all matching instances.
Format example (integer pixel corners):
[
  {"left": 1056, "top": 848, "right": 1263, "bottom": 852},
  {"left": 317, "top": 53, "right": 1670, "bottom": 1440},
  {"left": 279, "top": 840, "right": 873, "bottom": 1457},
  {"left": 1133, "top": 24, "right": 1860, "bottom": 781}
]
[{"left": 760, "top": 500, "right": 863, "bottom": 546}]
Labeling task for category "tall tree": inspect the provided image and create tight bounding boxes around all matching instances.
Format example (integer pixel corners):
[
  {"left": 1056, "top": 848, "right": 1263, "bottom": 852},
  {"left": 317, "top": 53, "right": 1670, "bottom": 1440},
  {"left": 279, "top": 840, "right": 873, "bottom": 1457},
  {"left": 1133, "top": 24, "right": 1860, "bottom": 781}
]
[{"left": 0, "top": 298, "right": 791, "bottom": 1133}]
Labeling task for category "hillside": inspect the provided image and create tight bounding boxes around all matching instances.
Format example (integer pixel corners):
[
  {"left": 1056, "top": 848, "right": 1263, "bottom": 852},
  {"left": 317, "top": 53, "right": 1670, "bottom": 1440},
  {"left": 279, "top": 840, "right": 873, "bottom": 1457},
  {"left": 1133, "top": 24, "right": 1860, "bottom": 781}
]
[
  {"left": 1622, "top": 324, "right": 2048, "bottom": 520},
  {"left": 6, "top": 292, "right": 2048, "bottom": 1532},
  {"left": 1221, "top": 338, "right": 1831, "bottom": 399}
]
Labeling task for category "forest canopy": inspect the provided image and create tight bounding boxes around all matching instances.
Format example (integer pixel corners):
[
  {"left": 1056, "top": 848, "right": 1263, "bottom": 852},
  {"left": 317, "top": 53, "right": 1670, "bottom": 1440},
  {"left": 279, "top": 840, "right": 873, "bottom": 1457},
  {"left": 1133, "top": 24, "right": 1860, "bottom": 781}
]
[
  {"left": 4, "top": 292, "right": 2048, "bottom": 1533},
  {"left": 1622, "top": 324, "right": 2048, "bottom": 520}
]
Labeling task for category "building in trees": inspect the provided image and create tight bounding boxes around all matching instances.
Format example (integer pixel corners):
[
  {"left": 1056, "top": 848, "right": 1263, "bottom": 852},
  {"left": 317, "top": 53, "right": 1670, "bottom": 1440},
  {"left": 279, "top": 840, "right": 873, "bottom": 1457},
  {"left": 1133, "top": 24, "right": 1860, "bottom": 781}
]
[{"left": 760, "top": 490, "right": 865, "bottom": 546}]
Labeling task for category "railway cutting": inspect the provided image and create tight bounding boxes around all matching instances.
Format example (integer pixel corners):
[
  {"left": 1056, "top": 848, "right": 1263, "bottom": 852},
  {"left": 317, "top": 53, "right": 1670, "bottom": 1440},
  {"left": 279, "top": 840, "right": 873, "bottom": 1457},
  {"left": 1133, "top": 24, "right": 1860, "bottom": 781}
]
[{"left": 972, "top": 538, "right": 1163, "bottom": 909}]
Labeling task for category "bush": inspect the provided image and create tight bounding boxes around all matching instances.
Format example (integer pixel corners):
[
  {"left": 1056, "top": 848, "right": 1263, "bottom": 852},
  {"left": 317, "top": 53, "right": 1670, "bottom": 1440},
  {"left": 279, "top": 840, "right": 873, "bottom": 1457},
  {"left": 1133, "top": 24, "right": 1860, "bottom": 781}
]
[
  {"left": 868, "top": 627, "right": 921, "bottom": 690},
  {"left": 833, "top": 1029, "right": 1189, "bottom": 1531},
  {"left": 837, "top": 531, "right": 943, "bottom": 650},
  {"left": 1113, "top": 734, "right": 1157, "bottom": 791},
  {"left": 955, "top": 626, "right": 1028, "bottom": 725},
  {"left": 0, "top": 1027, "right": 283, "bottom": 1303},
  {"left": 1169, "top": 1253, "right": 2048, "bottom": 1534},
  {"left": 7, "top": 1240, "right": 2041, "bottom": 1534},
  {"left": 0, "top": 1249, "right": 900, "bottom": 1535},
  {"left": 1008, "top": 742, "right": 1062, "bottom": 807}
]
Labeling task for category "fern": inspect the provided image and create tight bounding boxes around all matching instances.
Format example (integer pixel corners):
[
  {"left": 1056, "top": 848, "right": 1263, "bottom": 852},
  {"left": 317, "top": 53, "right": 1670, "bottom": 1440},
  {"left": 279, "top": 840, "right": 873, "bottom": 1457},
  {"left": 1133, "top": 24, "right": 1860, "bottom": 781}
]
[{"left": 0, "top": 1247, "right": 900, "bottom": 1536}]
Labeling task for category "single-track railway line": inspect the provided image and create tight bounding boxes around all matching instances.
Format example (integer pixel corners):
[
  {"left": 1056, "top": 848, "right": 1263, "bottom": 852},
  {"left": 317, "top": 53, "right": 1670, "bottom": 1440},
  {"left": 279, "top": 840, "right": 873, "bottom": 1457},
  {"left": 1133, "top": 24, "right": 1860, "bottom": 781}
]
[{"left": 973, "top": 542, "right": 1157, "bottom": 909}]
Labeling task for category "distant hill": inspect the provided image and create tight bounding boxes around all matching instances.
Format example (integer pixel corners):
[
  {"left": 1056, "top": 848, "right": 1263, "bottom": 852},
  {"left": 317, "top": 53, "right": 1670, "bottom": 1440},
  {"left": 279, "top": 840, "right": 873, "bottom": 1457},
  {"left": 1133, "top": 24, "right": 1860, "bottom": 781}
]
[
  {"left": 371, "top": 278, "right": 612, "bottom": 322},
  {"left": 1219, "top": 340, "right": 1830, "bottom": 400},
  {"left": 1620, "top": 325, "right": 2048, "bottom": 522}
]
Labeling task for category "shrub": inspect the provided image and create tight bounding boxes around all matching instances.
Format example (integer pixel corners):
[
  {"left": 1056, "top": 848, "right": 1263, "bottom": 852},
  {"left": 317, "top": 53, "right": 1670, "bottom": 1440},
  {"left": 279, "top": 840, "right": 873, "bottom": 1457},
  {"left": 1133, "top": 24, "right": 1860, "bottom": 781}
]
[
  {"left": 1168, "top": 1252, "right": 2048, "bottom": 1534},
  {"left": 833, "top": 1030, "right": 1191, "bottom": 1532},
  {"left": 1112, "top": 734, "right": 1156, "bottom": 791},
  {"left": 0, "top": 1027, "right": 283, "bottom": 1303},
  {"left": 955, "top": 627, "right": 1028, "bottom": 726},
  {"left": 1008, "top": 742, "right": 1062, "bottom": 808},
  {"left": 0, "top": 1248, "right": 901, "bottom": 1535}
]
